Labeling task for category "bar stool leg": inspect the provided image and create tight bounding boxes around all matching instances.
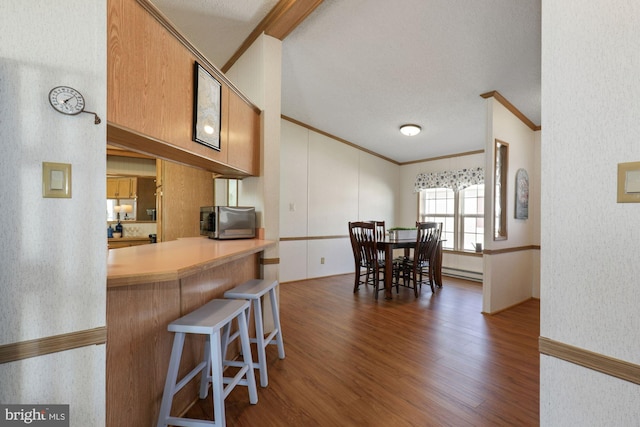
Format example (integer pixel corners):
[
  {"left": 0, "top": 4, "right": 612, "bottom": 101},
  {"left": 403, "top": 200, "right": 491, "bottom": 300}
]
[
  {"left": 157, "top": 332, "right": 185, "bottom": 427},
  {"left": 237, "top": 306, "right": 258, "bottom": 404},
  {"left": 199, "top": 335, "right": 211, "bottom": 399},
  {"left": 251, "top": 298, "right": 268, "bottom": 388},
  {"left": 268, "top": 288, "right": 286, "bottom": 360},
  {"left": 209, "top": 330, "right": 226, "bottom": 425}
]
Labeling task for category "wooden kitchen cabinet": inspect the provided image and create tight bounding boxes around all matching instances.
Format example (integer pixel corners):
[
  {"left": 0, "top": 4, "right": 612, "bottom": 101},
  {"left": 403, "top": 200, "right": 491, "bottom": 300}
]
[
  {"left": 227, "top": 90, "right": 260, "bottom": 175},
  {"left": 107, "top": 177, "right": 134, "bottom": 198},
  {"left": 107, "top": 0, "right": 261, "bottom": 178}
]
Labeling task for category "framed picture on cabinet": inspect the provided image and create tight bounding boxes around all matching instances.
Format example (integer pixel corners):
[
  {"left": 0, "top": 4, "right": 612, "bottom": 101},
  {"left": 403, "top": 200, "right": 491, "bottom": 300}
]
[{"left": 192, "top": 62, "right": 221, "bottom": 151}]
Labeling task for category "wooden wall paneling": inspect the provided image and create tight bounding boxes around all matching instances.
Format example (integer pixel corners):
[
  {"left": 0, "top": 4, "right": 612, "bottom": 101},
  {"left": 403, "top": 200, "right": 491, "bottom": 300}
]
[
  {"left": 160, "top": 160, "right": 214, "bottom": 241},
  {"left": 180, "top": 253, "right": 261, "bottom": 314},
  {"left": 108, "top": 0, "right": 230, "bottom": 168},
  {"left": 106, "top": 280, "right": 181, "bottom": 427},
  {"left": 228, "top": 91, "right": 261, "bottom": 175},
  {"left": 107, "top": 123, "right": 248, "bottom": 178},
  {"left": 178, "top": 254, "right": 261, "bottom": 395}
]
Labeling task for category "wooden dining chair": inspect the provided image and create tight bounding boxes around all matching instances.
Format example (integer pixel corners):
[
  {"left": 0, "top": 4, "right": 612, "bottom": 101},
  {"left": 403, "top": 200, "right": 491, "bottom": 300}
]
[
  {"left": 348, "top": 221, "right": 371, "bottom": 292},
  {"left": 371, "top": 220, "right": 387, "bottom": 262},
  {"left": 348, "top": 221, "right": 386, "bottom": 299},
  {"left": 372, "top": 220, "right": 385, "bottom": 243},
  {"left": 397, "top": 222, "right": 442, "bottom": 296}
]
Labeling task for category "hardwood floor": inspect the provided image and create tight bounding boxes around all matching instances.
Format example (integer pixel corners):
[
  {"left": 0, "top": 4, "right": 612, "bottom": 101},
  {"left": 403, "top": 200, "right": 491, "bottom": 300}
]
[{"left": 184, "top": 274, "right": 540, "bottom": 426}]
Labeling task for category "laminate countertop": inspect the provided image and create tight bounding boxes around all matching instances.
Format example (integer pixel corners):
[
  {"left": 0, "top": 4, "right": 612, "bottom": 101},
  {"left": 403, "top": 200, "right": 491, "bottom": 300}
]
[{"left": 107, "top": 236, "right": 275, "bottom": 288}]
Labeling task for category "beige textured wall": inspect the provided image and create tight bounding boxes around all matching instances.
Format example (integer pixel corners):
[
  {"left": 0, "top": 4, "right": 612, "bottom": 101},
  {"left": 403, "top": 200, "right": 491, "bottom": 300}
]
[
  {"left": 0, "top": 0, "right": 106, "bottom": 423},
  {"left": 482, "top": 98, "right": 539, "bottom": 313},
  {"left": 540, "top": 0, "right": 640, "bottom": 424}
]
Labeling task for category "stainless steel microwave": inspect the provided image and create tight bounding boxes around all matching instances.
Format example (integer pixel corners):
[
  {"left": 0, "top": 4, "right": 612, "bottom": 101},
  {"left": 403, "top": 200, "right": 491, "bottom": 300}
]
[{"left": 200, "top": 206, "right": 256, "bottom": 239}]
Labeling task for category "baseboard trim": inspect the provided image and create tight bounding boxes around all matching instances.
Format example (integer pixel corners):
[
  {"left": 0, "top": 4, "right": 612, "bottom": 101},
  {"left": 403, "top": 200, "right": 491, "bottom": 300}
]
[
  {"left": 482, "top": 297, "right": 536, "bottom": 315},
  {"left": 539, "top": 336, "right": 640, "bottom": 385},
  {"left": 0, "top": 327, "right": 107, "bottom": 364}
]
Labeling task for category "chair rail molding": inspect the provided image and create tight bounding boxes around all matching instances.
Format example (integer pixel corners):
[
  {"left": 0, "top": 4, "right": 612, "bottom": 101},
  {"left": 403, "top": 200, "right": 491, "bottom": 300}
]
[
  {"left": 0, "top": 327, "right": 107, "bottom": 364},
  {"left": 539, "top": 336, "right": 640, "bottom": 385}
]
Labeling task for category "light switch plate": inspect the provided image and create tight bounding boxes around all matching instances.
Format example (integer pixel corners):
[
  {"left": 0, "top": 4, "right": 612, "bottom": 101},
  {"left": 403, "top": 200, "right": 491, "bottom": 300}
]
[
  {"left": 43, "top": 162, "right": 71, "bottom": 198},
  {"left": 617, "top": 161, "right": 640, "bottom": 203}
]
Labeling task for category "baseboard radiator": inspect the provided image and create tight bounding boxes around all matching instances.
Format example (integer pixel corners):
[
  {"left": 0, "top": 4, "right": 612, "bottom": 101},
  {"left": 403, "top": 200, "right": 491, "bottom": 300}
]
[{"left": 442, "top": 267, "right": 483, "bottom": 283}]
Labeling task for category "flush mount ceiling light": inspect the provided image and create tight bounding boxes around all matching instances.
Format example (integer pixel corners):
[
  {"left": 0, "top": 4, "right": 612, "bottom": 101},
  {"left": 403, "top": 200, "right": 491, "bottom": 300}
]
[{"left": 400, "top": 124, "right": 421, "bottom": 136}]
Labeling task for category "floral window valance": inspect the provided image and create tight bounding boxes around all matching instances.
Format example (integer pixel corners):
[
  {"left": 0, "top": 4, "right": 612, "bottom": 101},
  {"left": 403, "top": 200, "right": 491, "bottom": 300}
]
[{"left": 414, "top": 167, "right": 484, "bottom": 192}]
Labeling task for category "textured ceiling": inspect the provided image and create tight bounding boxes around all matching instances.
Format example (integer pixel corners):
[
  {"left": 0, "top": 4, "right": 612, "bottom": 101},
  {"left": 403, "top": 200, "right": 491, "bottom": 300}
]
[
  {"left": 152, "top": 0, "right": 280, "bottom": 67},
  {"left": 152, "top": 0, "right": 541, "bottom": 163}
]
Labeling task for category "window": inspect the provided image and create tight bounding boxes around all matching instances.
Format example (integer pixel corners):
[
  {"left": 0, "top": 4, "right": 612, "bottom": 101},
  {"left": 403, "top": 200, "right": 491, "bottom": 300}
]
[
  {"left": 460, "top": 185, "right": 484, "bottom": 251},
  {"left": 419, "top": 184, "right": 484, "bottom": 251},
  {"left": 419, "top": 188, "right": 455, "bottom": 250}
]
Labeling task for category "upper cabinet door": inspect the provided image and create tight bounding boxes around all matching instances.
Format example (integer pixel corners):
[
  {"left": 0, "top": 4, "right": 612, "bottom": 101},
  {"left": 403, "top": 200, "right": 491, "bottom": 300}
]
[
  {"left": 227, "top": 91, "right": 260, "bottom": 176},
  {"left": 107, "top": 177, "right": 135, "bottom": 199},
  {"left": 106, "top": 177, "right": 119, "bottom": 198}
]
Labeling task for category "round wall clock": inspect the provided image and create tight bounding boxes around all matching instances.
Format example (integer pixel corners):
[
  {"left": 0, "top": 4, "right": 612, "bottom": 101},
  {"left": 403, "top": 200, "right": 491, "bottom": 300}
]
[{"left": 48, "top": 86, "right": 86, "bottom": 115}]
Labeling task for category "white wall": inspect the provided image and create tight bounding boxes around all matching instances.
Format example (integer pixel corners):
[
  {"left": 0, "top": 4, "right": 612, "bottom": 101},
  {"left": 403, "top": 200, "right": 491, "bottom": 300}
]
[
  {"left": 279, "top": 119, "right": 399, "bottom": 282},
  {"left": 482, "top": 99, "right": 539, "bottom": 313},
  {"left": 540, "top": 1, "right": 640, "bottom": 423},
  {"left": 0, "top": 0, "right": 106, "bottom": 424},
  {"left": 399, "top": 153, "right": 486, "bottom": 279},
  {"left": 280, "top": 124, "right": 491, "bottom": 283},
  {"left": 227, "top": 34, "right": 282, "bottom": 283}
]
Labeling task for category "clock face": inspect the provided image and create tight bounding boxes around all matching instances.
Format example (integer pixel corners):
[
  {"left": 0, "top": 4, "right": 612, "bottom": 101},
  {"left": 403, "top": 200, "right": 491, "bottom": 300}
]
[{"left": 49, "top": 86, "right": 85, "bottom": 115}]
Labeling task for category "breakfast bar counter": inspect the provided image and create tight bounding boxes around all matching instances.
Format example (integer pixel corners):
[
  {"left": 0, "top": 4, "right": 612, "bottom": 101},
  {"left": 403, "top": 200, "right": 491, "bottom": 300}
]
[
  {"left": 107, "top": 236, "right": 275, "bottom": 287},
  {"left": 106, "top": 236, "right": 275, "bottom": 427}
]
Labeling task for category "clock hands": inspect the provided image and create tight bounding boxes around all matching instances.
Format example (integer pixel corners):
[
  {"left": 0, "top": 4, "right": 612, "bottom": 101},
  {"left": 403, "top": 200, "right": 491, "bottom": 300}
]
[{"left": 60, "top": 94, "right": 100, "bottom": 123}]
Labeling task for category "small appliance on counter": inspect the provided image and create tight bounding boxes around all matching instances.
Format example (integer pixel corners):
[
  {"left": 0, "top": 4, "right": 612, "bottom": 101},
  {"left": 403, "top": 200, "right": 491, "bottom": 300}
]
[{"left": 200, "top": 206, "right": 256, "bottom": 239}]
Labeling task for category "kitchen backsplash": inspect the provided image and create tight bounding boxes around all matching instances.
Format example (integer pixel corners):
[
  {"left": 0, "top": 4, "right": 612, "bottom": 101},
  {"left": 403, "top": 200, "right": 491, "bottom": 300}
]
[{"left": 108, "top": 222, "right": 157, "bottom": 237}]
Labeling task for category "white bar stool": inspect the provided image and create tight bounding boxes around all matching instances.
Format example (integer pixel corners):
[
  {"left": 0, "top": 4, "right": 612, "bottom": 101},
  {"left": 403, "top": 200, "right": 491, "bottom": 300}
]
[
  {"left": 157, "top": 299, "right": 258, "bottom": 427},
  {"left": 224, "top": 279, "right": 285, "bottom": 387}
]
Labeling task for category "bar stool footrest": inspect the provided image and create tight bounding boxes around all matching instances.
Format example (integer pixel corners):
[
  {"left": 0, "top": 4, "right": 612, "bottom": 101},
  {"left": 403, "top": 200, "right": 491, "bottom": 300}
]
[{"left": 173, "top": 361, "right": 207, "bottom": 395}]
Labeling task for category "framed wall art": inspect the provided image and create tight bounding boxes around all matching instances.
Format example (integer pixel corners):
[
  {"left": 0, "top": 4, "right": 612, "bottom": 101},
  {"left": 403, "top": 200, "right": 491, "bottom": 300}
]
[
  {"left": 493, "top": 139, "right": 508, "bottom": 240},
  {"left": 192, "top": 62, "right": 221, "bottom": 151},
  {"left": 515, "top": 168, "right": 529, "bottom": 219}
]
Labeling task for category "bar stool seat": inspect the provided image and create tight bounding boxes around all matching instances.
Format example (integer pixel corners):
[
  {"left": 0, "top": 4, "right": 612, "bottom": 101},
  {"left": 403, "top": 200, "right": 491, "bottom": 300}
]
[
  {"left": 157, "top": 299, "right": 257, "bottom": 427},
  {"left": 224, "top": 279, "right": 285, "bottom": 387}
]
